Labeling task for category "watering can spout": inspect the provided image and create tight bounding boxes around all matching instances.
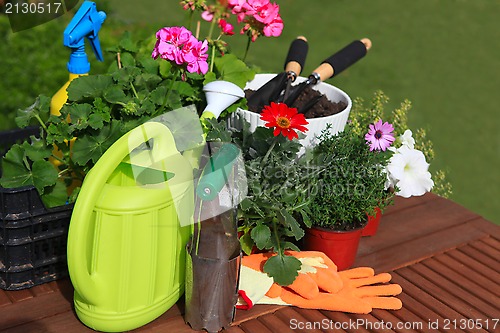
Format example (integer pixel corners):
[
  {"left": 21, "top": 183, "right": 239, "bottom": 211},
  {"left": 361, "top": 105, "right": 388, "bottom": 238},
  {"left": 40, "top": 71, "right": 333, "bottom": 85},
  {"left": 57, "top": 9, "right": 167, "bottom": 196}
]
[{"left": 201, "top": 81, "right": 245, "bottom": 120}]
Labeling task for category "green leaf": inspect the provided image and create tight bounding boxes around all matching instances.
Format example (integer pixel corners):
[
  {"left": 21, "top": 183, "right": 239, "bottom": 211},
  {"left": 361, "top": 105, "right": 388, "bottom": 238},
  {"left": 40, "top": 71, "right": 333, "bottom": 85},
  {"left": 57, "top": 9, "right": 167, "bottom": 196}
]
[
  {"left": 32, "top": 160, "right": 58, "bottom": 194},
  {"left": 112, "top": 66, "right": 141, "bottom": 85},
  {"left": 0, "top": 144, "right": 33, "bottom": 188},
  {"left": 239, "top": 232, "right": 254, "bottom": 255},
  {"left": 251, "top": 223, "right": 271, "bottom": 250},
  {"left": 134, "top": 73, "right": 162, "bottom": 89},
  {"left": 103, "top": 86, "right": 128, "bottom": 104},
  {"left": 138, "top": 55, "right": 159, "bottom": 74},
  {"left": 68, "top": 103, "right": 92, "bottom": 130},
  {"left": 150, "top": 86, "right": 168, "bottom": 105},
  {"left": 88, "top": 113, "right": 105, "bottom": 130},
  {"left": 15, "top": 95, "right": 51, "bottom": 128},
  {"left": 159, "top": 61, "right": 172, "bottom": 78},
  {"left": 120, "top": 52, "right": 136, "bottom": 67},
  {"left": 119, "top": 32, "right": 138, "bottom": 52},
  {"left": 67, "top": 75, "right": 114, "bottom": 101},
  {"left": 300, "top": 209, "right": 312, "bottom": 228},
  {"left": 41, "top": 180, "right": 69, "bottom": 208},
  {"left": 72, "top": 121, "right": 122, "bottom": 166},
  {"left": 263, "top": 253, "right": 301, "bottom": 286},
  {"left": 22, "top": 137, "right": 52, "bottom": 161},
  {"left": 214, "top": 54, "right": 255, "bottom": 88}
]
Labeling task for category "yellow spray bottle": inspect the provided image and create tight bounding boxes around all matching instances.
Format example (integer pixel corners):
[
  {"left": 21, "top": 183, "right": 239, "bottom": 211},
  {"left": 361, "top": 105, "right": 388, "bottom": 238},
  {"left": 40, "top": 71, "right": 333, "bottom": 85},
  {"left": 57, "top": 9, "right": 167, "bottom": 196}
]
[{"left": 50, "top": 1, "right": 106, "bottom": 116}]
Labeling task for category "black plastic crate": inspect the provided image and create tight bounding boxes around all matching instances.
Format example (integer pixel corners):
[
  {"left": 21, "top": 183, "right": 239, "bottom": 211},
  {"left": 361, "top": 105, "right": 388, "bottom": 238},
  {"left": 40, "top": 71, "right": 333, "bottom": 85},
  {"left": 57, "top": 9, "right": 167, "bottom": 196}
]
[{"left": 0, "top": 184, "right": 73, "bottom": 290}]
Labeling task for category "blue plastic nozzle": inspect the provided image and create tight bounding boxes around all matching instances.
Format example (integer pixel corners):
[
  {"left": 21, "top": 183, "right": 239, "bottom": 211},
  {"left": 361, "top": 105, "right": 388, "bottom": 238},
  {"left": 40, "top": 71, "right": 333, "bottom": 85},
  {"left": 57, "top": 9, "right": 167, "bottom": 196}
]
[{"left": 64, "top": 1, "right": 106, "bottom": 74}]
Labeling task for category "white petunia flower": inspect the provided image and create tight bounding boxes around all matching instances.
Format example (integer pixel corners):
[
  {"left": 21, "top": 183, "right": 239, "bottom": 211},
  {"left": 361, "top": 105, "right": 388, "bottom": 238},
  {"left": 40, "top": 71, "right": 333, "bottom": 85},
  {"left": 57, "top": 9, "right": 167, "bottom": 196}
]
[
  {"left": 386, "top": 145, "right": 433, "bottom": 198},
  {"left": 399, "top": 129, "right": 415, "bottom": 149}
]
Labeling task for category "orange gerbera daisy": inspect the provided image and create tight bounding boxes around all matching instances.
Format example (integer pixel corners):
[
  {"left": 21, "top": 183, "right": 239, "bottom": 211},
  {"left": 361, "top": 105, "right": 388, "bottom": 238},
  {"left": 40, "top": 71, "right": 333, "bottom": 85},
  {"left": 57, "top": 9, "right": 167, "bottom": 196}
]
[{"left": 260, "top": 102, "right": 308, "bottom": 140}]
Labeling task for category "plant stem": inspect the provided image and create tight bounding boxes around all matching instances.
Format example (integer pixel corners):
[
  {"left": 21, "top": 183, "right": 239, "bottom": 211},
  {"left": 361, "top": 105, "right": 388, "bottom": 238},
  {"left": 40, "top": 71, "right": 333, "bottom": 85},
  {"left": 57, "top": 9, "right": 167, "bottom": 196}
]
[
  {"left": 209, "top": 41, "right": 217, "bottom": 73},
  {"left": 243, "top": 35, "right": 252, "bottom": 62},
  {"left": 272, "top": 217, "right": 282, "bottom": 254},
  {"left": 207, "top": 17, "right": 216, "bottom": 40},
  {"left": 157, "top": 68, "right": 179, "bottom": 116},
  {"left": 34, "top": 114, "right": 48, "bottom": 132},
  {"left": 130, "top": 82, "right": 139, "bottom": 99},
  {"left": 261, "top": 137, "right": 278, "bottom": 167}
]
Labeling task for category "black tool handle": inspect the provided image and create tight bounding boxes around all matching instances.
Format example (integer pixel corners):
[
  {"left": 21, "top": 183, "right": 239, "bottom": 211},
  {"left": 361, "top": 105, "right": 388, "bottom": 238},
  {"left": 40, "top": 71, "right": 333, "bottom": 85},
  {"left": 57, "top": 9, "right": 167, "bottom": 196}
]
[
  {"left": 284, "top": 36, "right": 308, "bottom": 79},
  {"left": 319, "top": 39, "right": 369, "bottom": 79}
]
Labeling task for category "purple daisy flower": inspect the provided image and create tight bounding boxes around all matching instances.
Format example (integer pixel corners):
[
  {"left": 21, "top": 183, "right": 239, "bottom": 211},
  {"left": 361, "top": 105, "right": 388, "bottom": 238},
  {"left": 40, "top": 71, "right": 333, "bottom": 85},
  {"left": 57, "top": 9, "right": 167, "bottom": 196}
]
[{"left": 365, "top": 119, "right": 395, "bottom": 151}]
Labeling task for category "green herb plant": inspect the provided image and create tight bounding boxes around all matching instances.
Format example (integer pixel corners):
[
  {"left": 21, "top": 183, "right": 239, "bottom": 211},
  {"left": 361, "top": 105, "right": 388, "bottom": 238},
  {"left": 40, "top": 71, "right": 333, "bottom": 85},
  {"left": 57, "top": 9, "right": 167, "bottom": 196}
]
[{"left": 308, "top": 125, "right": 393, "bottom": 231}]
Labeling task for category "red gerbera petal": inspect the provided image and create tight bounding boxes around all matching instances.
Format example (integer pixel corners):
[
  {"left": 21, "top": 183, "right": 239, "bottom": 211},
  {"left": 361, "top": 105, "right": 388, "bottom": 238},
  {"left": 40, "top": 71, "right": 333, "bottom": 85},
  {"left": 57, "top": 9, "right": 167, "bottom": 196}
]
[{"left": 260, "top": 102, "right": 308, "bottom": 140}]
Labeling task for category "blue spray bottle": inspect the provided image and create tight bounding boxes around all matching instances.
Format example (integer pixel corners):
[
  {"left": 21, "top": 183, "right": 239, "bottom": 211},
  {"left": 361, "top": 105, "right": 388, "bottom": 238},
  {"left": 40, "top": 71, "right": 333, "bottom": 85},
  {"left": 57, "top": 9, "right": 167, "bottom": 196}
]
[{"left": 50, "top": 1, "right": 106, "bottom": 116}]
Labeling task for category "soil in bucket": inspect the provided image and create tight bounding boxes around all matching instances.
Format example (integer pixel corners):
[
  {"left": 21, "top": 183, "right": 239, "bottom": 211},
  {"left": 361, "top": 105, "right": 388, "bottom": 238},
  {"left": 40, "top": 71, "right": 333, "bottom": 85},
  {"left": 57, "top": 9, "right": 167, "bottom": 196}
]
[{"left": 245, "top": 85, "right": 347, "bottom": 118}]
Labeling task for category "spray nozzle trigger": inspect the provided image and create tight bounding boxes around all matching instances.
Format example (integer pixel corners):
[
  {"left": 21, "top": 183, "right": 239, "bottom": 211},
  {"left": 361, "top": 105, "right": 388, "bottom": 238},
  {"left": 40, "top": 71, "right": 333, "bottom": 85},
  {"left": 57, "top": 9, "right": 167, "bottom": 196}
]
[{"left": 64, "top": 1, "right": 106, "bottom": 74}]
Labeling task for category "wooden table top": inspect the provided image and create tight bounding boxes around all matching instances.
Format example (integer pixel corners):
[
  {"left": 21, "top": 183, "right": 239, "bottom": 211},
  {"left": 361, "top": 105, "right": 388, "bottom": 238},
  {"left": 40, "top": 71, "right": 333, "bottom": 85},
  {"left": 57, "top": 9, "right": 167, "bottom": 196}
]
[{"left": 1, "top": 193, "right": 499, "bottom": 333}]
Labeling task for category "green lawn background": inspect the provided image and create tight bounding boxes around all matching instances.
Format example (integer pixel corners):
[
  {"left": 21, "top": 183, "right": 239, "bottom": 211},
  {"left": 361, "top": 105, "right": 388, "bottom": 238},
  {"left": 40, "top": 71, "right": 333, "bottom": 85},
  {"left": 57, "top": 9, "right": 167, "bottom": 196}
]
[{"left": 2, "top": 0, "right": 499, "bottom": 223}]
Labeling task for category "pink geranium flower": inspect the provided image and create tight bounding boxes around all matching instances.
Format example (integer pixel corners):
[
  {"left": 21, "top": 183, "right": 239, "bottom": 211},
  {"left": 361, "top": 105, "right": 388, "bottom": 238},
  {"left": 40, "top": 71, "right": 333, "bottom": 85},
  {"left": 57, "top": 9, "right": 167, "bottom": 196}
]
[
  {"left": 365, "top": 119, "right": 395, "bottom": 151},
  {"left": 185, "top": 39, "right": 209, "bottom": 74},
  {"left": 218, "top": 19, "right": 235, "bottom": 35}
]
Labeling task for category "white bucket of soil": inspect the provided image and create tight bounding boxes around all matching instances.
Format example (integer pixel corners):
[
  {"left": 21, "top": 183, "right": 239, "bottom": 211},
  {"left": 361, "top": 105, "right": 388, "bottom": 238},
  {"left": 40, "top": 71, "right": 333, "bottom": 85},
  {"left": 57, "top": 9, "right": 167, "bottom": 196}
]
[{"left": 229, "top": 73, "right": 352, "bottom": 148}]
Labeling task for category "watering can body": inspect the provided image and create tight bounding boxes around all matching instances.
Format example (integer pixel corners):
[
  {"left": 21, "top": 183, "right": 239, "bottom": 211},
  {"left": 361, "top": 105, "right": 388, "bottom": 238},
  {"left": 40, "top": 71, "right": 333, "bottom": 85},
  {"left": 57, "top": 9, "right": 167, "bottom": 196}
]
[{"left": 67, "top": 122, "right": 193, "bottom": 332}]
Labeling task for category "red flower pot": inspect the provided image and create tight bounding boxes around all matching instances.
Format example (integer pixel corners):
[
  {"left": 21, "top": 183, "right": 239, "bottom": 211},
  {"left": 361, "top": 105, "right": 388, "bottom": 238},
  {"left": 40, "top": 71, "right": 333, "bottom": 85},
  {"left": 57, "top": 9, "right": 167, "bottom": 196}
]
[
  {"left": 362, "top": 207, "right": 382, "bottom": 237},
  {"left": 303, "top": 226, "right": 363, "bottom": 271}
]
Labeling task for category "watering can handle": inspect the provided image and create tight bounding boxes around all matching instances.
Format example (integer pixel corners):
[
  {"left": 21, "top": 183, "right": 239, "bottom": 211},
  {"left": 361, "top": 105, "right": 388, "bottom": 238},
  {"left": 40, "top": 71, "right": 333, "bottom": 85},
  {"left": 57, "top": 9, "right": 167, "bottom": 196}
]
[{"left": 67, "top": 122, "right": 179, "bottom": 305}]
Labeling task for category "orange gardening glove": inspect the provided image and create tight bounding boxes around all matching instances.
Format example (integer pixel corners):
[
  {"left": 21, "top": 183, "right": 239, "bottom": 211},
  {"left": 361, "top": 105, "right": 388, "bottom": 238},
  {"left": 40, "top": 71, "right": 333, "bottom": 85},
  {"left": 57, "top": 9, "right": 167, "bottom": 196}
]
[{"left": 237, "top": 251, "right": 402, "bottom": 314}]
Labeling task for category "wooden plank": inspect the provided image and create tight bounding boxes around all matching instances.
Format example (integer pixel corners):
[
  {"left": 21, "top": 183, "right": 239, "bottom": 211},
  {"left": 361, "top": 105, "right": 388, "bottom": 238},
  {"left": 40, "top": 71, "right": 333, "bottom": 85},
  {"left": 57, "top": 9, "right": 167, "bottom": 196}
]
[
  {"left": 391, "top": 271, "right": 469, "bottom": 333},
  {"left": 422, "top": 257, "right": 499, "bottom": 307},
  {"left": 446, "top": 249, "right": 500, "bottom": 284},
  {"left": 376, "top": 307, "right": 427, "bottom": 333},
  {"left": 370, "top": 309, "right": 420, "bottom": 333},
  {"left": 397, "top": 267, "right": 490, "bottom": 333},
  {"left": 273, "top": 307, "right": 324, "bottom": 333},
  {"left": 320, "top": 311, "right": 371, "bottom": 333},
  {"left": 458, "top": 245, "right": 500, "bottom": 273},
  {"left": 0, "top": 288, "right": 73, "bottom": 331},
  {"left": 258, "top": 310, "right": 298, "bottom": 333},
  {"left": 223, "top": 326, "right": 247, "bottom": 333},
  {"left": 358, "top": 195, "right": 480, "bottom": 259},
  {"left": 382, "top": 193, "right": 435, "bottom": 217},
  {"left": 232, "top": 304, "right": 282, "bottom": 325},
  {"left": 1, "top": 309, "right": 94, "bottom": 333},
  {"left": 294, "top": 307, "right": 349, "bottom": 333},
  {"left": 433, "top": 253, "right": 500, "bottom": 298},
  {"left": 481, "top": 235, "right": 500, "bottom": 250},
  {"left": 238, "top": 317, "right": 274, "bottom": 333},
  {"left": 30, "top": 283, "right": 54, "bottom": 297},
  {"left": 0, "top": 290, "right": 13, "bottom": 307},
  {"left": 348, "top": 313, "right": 396, "bottom": 333},
  {"left": 469, "top": 239, "right": 500, "bottom": 261},
  {"left": 147, "top": 316, "right": 204, "bottom": 333},
  {"left": 356, "top": 218, "right": 490, "bottom": 272},
  {"left": 5, "top": 289, "right": 34, "bottom": 303}
]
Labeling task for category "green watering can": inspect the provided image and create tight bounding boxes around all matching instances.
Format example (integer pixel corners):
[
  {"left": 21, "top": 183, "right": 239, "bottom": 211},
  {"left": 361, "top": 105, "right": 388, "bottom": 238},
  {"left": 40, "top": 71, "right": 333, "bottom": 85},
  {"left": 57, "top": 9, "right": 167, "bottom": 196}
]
[{"left": 67, "top": 122, "right": 194, "bottom": 332}]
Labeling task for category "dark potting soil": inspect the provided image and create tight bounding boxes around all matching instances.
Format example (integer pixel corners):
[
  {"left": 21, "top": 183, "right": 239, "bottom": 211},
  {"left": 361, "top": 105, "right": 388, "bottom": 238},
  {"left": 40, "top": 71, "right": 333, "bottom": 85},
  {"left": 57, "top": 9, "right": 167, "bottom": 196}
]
[{"left": 245, "top": 85, "right": 348, "bottom": 119}]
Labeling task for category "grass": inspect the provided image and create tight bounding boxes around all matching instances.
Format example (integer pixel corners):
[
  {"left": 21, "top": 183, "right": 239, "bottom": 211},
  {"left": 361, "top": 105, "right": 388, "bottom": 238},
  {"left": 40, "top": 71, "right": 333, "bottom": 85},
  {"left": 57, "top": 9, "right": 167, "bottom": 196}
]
[{"left": 2, "top": 0, "right": 498, "bottom": 223}]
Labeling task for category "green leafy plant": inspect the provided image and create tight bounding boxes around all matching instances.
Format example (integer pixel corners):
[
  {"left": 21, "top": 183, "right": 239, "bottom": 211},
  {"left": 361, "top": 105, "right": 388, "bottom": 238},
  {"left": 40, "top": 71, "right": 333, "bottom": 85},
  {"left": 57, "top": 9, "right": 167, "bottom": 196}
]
[
  {"left": 308, "top": 125, "right": 393, "bottom": 231},
  {"left": 206, "top": 104, "right": 320, "bottom": 286},
  {"left": 0, "top": 32, "right": 253, "bottom": 208}
]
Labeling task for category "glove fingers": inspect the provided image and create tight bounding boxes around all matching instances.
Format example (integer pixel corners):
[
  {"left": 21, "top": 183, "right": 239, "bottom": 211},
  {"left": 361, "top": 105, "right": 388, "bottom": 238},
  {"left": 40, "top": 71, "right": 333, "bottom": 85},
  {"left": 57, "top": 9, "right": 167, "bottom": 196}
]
[
  {"left": 287, "top": 273, "right": 319, "bottom": 299},
  {"left": 280, "top": 288, "right": 373, "bottom": 314},
  {"left": 363, "top": 296, "right": 403, "bottom": 310},
  {"left": 339, "top": 267, "right": 375, "bottom": 280},
  {"left": 355, "top": 284, "right": 403, "bottom": 298},
  {"left": 315, "top": 269, "right": 343, "bottom": 294},
  {"left": 348, "top": 272, "right": 393, "bottom": 288}
]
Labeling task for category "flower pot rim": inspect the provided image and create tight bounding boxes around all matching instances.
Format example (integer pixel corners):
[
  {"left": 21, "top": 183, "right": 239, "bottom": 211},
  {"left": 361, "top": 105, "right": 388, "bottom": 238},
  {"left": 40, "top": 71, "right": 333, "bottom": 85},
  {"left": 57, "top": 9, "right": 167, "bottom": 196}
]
[{"left": 308, "top": 224, "right": 366, "bottom": 234}]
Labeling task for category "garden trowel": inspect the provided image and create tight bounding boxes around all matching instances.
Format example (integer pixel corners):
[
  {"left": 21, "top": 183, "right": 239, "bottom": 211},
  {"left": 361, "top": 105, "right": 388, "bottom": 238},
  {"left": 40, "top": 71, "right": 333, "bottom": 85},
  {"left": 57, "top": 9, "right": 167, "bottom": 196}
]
[
  {"left": 246, "top": 36, "right": 309, "bottom": 111},
  {"left": 284, "top": 38, "right": 372, "bottom": 110}
]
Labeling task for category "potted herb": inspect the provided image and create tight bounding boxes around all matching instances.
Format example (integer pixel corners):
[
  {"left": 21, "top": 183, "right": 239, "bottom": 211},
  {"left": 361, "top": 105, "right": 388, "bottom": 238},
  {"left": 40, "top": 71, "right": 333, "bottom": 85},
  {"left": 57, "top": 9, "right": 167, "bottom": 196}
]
[{"left": 303, "top": 124, "right": 394, "bottom": 270}]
